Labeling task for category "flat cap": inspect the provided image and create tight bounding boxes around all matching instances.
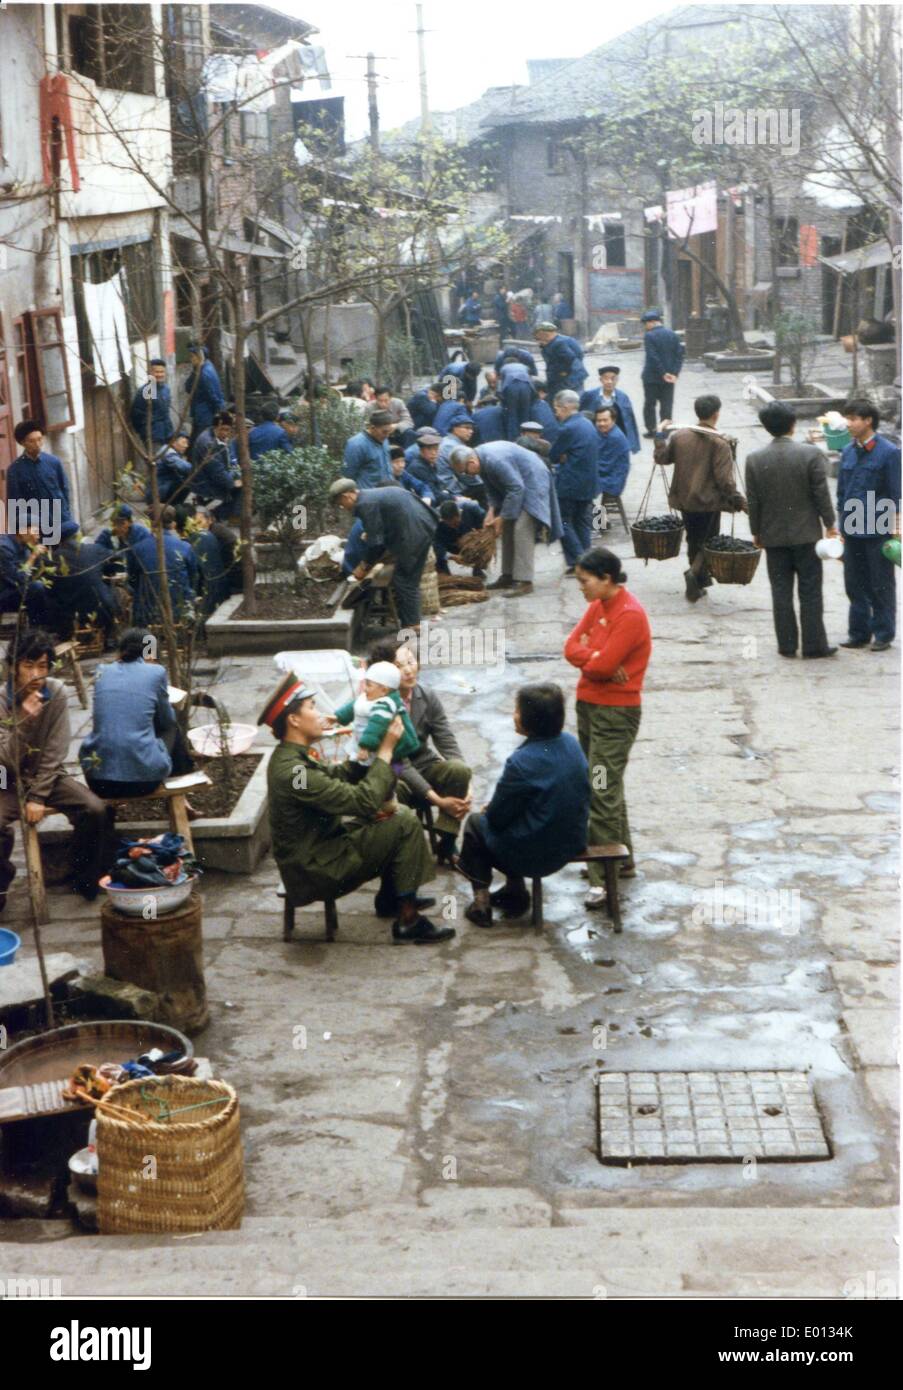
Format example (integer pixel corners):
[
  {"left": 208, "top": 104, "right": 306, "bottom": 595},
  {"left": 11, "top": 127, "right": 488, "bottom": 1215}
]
[
  {"left": 519, "top": 420, "right": 543, "bottom": 431},
  {"left": 328, "top": 477, "right": 359, "bottom": 500},
  {"left": 640, "top": 309, "right": 663, "bottom": 323},
  {"left": 533, "top": 321, "right": 557, "bottom": 333},
  {"left": 416, "top": 430, "right": 441, "bottom": 446}
]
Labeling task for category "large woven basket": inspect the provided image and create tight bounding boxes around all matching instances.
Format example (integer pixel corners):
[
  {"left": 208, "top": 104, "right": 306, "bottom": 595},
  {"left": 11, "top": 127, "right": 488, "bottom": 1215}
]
[
  {"left": 419, "top": 553, "right": 440, "bottom": 615},
  {"left": 630, "top": 523, "right": 684, "bottom": 561},
  {"left": 96, "top": 1075, "right": 243, "bottom": 1234},
  {"left": 703, "top": 543, "right": 761, "bottom": 585}
]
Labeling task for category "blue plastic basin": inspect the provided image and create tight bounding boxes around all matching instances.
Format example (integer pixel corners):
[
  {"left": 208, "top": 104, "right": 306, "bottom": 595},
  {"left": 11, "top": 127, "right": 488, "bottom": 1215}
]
[{"left": 0, "top": 929, "right": 21, "bottom": 966}]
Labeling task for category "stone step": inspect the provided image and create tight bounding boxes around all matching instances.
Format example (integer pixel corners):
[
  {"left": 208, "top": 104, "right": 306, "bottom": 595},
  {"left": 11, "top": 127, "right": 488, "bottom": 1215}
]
[{"left": 2, "top": 1206, "right": 894, "bottom": 1299}]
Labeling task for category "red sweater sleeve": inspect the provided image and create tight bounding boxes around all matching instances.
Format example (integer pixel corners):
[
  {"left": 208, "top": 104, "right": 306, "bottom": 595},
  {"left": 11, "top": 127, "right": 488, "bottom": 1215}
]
[
  {"left": 564, "top": 603, "right": 598, "bottom": 669},
  {"left": 583, "top": 610, "right": 646, "bottom": 679}
]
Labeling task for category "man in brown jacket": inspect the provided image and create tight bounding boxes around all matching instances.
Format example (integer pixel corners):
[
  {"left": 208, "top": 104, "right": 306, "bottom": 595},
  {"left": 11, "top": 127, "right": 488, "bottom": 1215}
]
[
  {"left": 0, "top": 629, "right": 112, "bottom": 911},
  {"left": 654, "top": 393, "right": 746, "bottom": 601}
]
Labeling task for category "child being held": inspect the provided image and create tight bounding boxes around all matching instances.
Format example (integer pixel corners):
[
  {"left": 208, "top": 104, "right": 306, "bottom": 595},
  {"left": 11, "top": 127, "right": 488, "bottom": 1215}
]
[{"left": 333, "top": 661, "right": 419, "bottom": 815}]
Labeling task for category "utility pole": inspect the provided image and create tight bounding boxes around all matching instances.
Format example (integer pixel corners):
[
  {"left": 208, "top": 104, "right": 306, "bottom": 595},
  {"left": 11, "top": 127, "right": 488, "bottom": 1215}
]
[
  {"left": 416, "top": 3, "right": 430, "bottom": 135},
  {"left": 348, "top": 52, "right": 392, "bottom": 155},
  {"left": 365, "top": 52, "right": 379, "bottom": 153}
]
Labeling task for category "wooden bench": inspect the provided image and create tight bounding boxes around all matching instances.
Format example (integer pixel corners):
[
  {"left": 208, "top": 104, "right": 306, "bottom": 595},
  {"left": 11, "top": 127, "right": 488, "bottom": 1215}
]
[
  {"left": 101, "top": 771, "right": 212, "bottom": 854},
  {"left": 531, "top": 843, "right": 631, "bottom": 933},
  {"left": 22, "top": 822, "right": 49, "bottom": 926}
]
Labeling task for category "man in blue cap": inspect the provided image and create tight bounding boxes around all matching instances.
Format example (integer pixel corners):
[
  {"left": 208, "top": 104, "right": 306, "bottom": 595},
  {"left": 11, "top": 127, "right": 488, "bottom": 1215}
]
[
  {"left": 579, "top": 365, "right": 641, "bottom": 454},
  {"left": 7, "top": 420, "right": 75, "bottom": 537},
  {"left": 641, "top": 310, "right": 684, "bottom": 437}
]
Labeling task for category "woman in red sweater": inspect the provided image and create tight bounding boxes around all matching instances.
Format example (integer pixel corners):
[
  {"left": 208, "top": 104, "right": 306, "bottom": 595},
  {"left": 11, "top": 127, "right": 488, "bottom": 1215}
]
[{"left": 564, "top": 548, "right": 652, "bottom": 909}]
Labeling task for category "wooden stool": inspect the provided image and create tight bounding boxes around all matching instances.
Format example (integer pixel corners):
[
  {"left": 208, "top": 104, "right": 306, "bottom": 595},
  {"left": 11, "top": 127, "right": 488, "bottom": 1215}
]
[
  {"left": 602, "top": 493, "right": 630, "bottom": 535},
  {"left": 530, "top": 843, "right": 630, "bottom": 933},
  {"left": 22, "top": 822, "right": 49, "bottom": 926},
  {"left": 53, "top": 640, "right": 88, "bottom": 710},
  {"left": 278, "top": 884, "right": 338, "bottom": 943},
  {"left": 103, "top": 771, "right": 212, "bottom": 854}
]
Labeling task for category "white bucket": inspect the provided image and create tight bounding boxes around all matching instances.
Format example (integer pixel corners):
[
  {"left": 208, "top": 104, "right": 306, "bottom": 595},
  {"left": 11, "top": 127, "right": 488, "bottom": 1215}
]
[{"left": 815, "top": 537, "right": 844, "bottom": 560}]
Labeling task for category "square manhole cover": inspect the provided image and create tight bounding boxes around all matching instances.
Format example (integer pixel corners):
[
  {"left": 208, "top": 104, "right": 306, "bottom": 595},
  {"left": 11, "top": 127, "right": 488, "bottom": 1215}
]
[{"left": 597, "top": 1070, "right": 830, "bottom": 1164}]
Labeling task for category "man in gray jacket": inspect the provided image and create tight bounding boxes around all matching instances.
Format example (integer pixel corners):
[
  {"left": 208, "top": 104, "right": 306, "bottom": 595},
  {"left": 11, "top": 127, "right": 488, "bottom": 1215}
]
[
  {"left": 745, "top": 402, "right": 838, "bottom": 658},
  {"left": 449, "top": 440, "right": 563, "bottom": 596}
]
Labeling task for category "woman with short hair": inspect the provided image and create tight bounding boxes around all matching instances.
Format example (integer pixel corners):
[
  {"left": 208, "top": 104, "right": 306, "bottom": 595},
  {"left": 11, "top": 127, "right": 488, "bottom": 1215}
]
[
  {"left": 456, "top": 682, "right": 590, "bottom": 928},
  {"left": 564, "top": 548, "right": 652, "bottom": 909}
]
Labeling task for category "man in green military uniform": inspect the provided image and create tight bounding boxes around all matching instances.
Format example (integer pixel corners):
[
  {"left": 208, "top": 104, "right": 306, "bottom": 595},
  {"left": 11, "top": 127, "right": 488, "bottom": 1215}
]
[{"left": 261, "top": 675, "right": 454, "bottom": 945}]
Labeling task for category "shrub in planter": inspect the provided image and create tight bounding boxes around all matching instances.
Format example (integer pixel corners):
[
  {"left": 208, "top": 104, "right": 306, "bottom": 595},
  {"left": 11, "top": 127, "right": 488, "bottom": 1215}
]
[
  {"left": 254, "top": 445, "right": 341, "bottom": 567},
  {"left": 773, "top": 310, "right": 819, "bottom": 394},
  {"left": 290, "top": 396, "right": 363, "bottom": 462}
]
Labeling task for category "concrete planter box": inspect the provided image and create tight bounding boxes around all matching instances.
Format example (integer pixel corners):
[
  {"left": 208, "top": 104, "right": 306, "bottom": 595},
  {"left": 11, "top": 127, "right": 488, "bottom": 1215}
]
[
  {"left": 37, "top": 749, "right": 273, "bottom": 876},
  {"left": 205, "top": 593, "right": 353, "bottom": 656},
  {"left": 703, "top": 349, "right": 775, "bottom": 372},
  {"left": 751, "top": 381, "right": 846, "bottom": 418}
]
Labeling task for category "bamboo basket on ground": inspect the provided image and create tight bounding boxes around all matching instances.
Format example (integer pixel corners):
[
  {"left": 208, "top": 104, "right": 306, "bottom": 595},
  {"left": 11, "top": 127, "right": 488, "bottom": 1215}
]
[
  {"left": 96, "top": 1075, "right": 243, "bottom": 1234},
  {"left": 419, "top": 552, "right": 440, "bottom": 615}
]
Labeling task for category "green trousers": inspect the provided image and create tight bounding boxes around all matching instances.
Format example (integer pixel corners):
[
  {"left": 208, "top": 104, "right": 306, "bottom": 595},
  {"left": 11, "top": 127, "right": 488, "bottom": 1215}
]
[
  {"left": 397, "top": 757, "right": 472, "bottom": 835},
  {"left": 334, "top": 806, "right": 433, "bottom": 899},
  {"left": 576, "top": 701, "right": 641, "bottom": 887}
]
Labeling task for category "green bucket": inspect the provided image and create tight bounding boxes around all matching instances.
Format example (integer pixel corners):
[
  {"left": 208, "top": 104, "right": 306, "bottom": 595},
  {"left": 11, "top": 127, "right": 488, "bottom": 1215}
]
[{"left": 823, "top": 426, "right": 851, "bottom": 451}]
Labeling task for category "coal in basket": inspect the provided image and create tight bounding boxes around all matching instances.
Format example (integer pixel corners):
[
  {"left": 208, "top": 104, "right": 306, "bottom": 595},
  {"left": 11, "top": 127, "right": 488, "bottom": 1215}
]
[
  {"left": 704, "top": 534, "right": 762, "bottom": 584},
  {"left": 631, "top": 514, "right": 684, "bottom": 561}
]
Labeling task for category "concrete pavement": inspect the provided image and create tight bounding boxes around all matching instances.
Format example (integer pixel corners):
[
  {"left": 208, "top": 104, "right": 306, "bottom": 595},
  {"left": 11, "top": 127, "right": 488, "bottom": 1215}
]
[{"left": 0, "top": 344, "right": 898, "bottom": 1298}]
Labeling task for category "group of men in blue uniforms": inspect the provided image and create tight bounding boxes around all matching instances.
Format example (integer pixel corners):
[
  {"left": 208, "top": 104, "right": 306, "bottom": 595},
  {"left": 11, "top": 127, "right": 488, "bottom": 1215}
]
[{"left": 338, "top": 327, "right": 642, "bottom": 587}]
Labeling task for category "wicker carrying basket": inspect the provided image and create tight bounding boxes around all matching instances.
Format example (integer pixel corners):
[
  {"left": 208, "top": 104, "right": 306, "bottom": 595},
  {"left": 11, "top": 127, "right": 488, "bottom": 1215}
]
[
  {"left": 703, "top": 543, "right": 762, "bottom": 585},
  {"left": 96, "top": 1075, "right": 244, "bottom": 1234},
  {"left": 632, "top": 461, "right": 685, "bottom": 561},
  {"left": 630, "top": 523, "right": 684, "bottom": 561}
]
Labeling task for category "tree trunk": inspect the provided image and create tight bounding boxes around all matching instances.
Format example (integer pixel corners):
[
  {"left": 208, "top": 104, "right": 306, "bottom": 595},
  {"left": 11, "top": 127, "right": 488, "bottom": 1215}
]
[{"left": 232, "top": 309, "right": 256, "bottom": 615}]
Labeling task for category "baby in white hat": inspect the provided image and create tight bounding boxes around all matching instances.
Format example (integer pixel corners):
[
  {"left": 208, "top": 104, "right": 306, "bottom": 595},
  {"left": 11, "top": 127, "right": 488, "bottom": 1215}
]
[{"left": 333, "top": 661, "right": 421, "bottom": 814}]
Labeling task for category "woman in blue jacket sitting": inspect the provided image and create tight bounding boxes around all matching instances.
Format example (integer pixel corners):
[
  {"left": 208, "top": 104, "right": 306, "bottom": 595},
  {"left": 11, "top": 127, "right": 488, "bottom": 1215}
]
[
  {"left": 457, "top": 682, "right": 589, "bottom": 927},
  {"left": 79, "top": 628, "right": 195, "bottom": 800}
]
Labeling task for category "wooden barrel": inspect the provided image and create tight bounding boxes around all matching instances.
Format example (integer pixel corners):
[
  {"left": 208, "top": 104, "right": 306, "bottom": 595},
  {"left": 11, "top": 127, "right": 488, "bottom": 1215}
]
[{"left": 101, "top": 892, "right": 209, "bottom": 1035}]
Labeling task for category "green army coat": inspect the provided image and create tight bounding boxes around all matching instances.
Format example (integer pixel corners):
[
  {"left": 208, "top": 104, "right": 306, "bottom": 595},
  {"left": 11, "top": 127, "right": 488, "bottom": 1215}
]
[{"left": 268, "top": 741, "right": 429, "bottom": 900}]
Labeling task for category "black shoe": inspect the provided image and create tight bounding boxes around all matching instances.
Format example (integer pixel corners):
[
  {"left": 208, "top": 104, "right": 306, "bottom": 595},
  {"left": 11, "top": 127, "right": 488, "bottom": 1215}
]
[
  {"left": 684, "top": 569, "right": 702, "bottom": 603},
  {"left": 489, "top": 885, "right": 531, "bottom": 917},
  {"left": 464, "top": 901, "right": 493, "bottom": 929},
  {"left": 375, "top": 893, "right": 436, "bottom": 918},
  {"left": 871, "top": 640, "right": 892, "bottom": 652},
  {"left": 73, "top": 882, "right": 101, "bottom": 902},
  {"left": 507, "top": 582, "right": 534, "bottom": 597},
  {"left": 392, "top": 915, "right": 455, "bottom": 944},
  {"left": 840, "top": 639, "right": 870, "bottom": 648},
  {"left": 642, "top": 430, "right": 656, "bottom": 439},
  {"left": 803, "top": 647, "right": 838, "bottom": 659},
  {"left": 487, "top": 575, "right": 514, "bottom": 590},
  {"left": 778, "top": 650, "right": 797, "bottom": 658}
]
